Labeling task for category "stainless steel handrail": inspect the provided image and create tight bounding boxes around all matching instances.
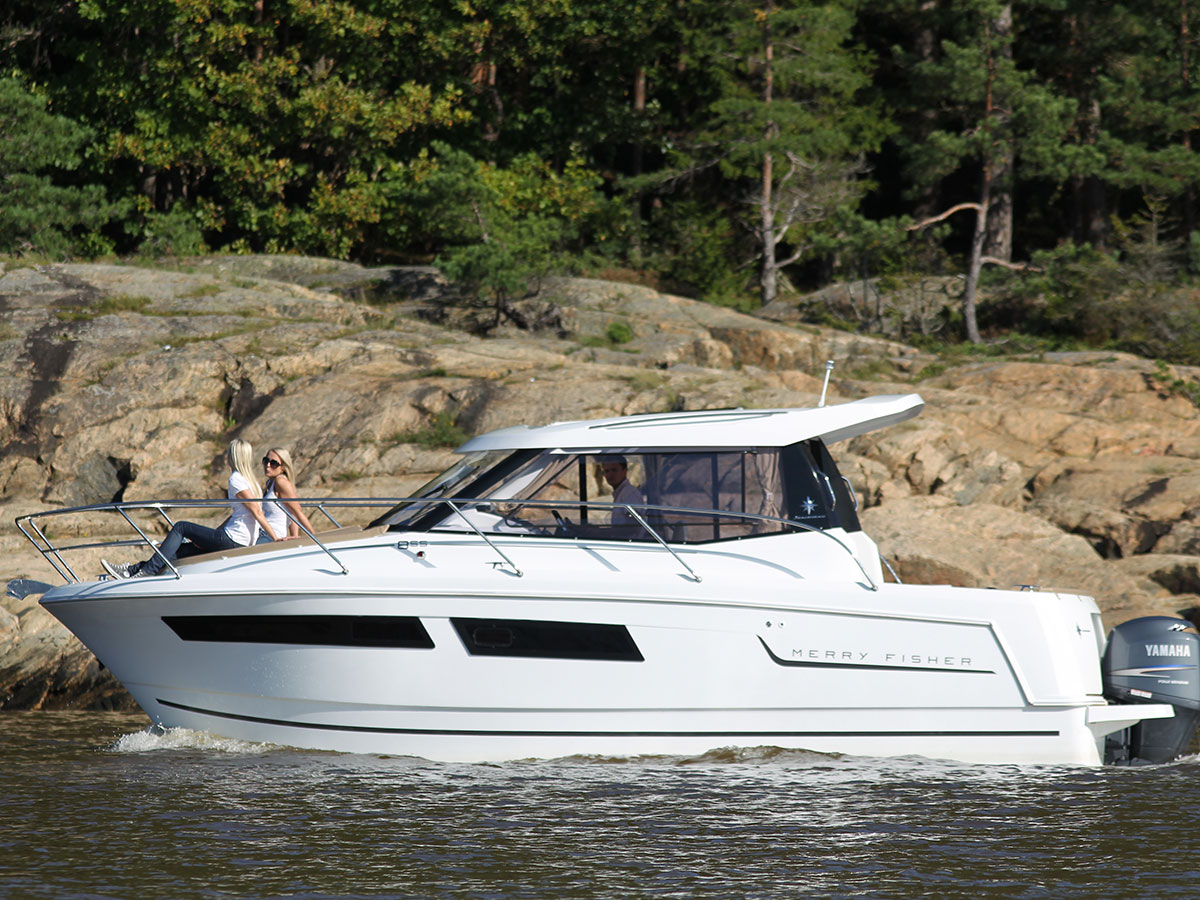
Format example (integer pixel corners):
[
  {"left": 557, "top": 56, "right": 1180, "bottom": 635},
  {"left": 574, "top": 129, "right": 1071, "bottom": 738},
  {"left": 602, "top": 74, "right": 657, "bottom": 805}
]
[
  {"left": 626, "top": 506, "right": 701, "bottom": 583},
  {"left": 275, "top": 504, "right": 349, "bottom": 575},
  {"left": 16, "top": 498, "right": 350, "bottom": 582},
  {"left": 880, "top": 555, "right": 903, "bottom": 584},
  {"left": 312, "top": 504, "right": 342, "bottom": 529},
  {"left": 446, "top": 499, "right": 522, "bottom": 577},
  {"left": 117, "top": 505, "right": 182, "bottom": 579},
  {"left": 398, "top": 497, "right": 873, "bottom": 587},
  {"left": 15, "top": 495, "right": 878, "bottom": 589},
  {"left": 841, "top": 475, "right": 860, "bottom": 512}
]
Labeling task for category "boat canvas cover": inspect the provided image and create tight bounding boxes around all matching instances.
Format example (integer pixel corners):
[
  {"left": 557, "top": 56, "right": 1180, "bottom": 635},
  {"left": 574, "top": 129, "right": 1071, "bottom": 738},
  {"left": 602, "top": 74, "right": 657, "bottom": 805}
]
[{"left": 457, "top": 393, "right": 925, "bottom": 453}]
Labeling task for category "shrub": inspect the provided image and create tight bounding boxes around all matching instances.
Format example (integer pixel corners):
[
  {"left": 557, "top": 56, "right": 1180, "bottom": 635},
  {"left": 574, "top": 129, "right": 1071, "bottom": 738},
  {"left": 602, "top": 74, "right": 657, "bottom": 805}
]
[
  {"left": 395, "top": 412, "right": 468, "bottom": 448},
  {"left": 605, "top": 321, "right": 634, "bottom": 344},
  {"left": 133, "top": 206, "right": 209, "bottom": 258}
]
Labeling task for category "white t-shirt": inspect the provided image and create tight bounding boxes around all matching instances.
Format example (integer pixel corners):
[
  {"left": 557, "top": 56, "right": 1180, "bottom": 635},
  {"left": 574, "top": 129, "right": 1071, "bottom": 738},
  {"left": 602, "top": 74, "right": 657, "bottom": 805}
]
[
  {"left": 612, "top": 479, "right": 645, "bottom": 526},
  {"left": 223, "top": 471, "right": 260, "bottom": 546}
]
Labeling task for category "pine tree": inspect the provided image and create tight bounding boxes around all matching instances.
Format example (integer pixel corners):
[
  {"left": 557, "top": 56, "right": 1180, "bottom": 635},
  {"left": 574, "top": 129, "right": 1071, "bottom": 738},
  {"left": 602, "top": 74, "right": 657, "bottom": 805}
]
[
  {"left": 0, "top": 78, "right": 121, "bottom": 257},
  {"left": 900, "top": 0, "right": 1073, "bottom": 342},
  {"left": 677, "top": 0, "right": 888, "bottom": 306}
]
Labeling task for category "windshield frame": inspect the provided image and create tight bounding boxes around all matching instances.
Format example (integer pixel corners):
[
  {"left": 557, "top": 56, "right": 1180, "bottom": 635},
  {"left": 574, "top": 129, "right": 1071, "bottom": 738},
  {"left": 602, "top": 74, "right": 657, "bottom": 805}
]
[{"left": 367, "top": 449, "right": 537, "bottom": 529}]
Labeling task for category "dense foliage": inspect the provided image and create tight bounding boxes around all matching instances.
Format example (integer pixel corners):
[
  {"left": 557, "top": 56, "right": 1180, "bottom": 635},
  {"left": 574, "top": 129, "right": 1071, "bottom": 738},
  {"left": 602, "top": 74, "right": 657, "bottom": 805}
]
[{"left": 4, "top": 0, "right": 1200, "bottom": 353}]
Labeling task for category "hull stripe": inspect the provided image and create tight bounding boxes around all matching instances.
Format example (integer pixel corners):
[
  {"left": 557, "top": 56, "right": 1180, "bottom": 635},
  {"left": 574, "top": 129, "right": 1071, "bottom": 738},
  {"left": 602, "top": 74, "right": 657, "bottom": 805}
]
[{"left": 157, "top": 699, "right": 1058, "bottom": 739}]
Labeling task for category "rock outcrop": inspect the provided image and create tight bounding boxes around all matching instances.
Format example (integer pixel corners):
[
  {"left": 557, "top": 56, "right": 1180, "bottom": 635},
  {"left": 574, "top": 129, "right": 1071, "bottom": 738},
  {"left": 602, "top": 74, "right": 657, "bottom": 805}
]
[{"left": 3, "top": 256, "right": 1199, "bottom": 708}]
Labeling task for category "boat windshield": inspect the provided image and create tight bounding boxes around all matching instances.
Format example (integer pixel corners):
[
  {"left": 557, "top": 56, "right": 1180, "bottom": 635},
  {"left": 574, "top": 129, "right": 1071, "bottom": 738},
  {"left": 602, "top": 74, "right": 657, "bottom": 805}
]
[
  {"left": 369, "top": 450, "right": 516, "bottom": 528},
  {"left": 376, "top": 442, "right": 860, "bottom": 544}
]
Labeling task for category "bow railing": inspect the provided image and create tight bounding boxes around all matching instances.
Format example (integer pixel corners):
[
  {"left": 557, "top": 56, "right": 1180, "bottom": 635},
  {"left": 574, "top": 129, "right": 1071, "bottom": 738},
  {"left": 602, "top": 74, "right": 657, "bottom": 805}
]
[{"left": 15, "top": 495, "right": 880, "bottom": 589}]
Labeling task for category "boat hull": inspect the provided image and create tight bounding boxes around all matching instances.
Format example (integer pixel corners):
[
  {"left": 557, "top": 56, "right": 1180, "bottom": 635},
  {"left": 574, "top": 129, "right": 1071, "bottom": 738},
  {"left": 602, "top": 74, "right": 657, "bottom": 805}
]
[
  {"left": 40, "top": 535, "right": 1153, "bottom": 765},
  {"left": 137, "top": 696, "right": 1102, "bottom": 765}
]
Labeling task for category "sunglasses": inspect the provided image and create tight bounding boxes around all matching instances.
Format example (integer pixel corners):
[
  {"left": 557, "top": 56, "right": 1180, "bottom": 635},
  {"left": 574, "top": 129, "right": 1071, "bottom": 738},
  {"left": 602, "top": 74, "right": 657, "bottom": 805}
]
[{"left": 262, "top": 457, "right": 282, "bottom": 468}]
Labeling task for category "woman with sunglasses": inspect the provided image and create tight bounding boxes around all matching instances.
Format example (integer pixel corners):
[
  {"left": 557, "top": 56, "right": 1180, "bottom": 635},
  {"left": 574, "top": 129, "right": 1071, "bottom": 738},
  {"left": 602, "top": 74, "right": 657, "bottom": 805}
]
[
  {"left": 257, "top": 447, "right": 315, "bottom": 543},
  {"left": 102, "top": 439, "right": 279, "bottom": 578}
]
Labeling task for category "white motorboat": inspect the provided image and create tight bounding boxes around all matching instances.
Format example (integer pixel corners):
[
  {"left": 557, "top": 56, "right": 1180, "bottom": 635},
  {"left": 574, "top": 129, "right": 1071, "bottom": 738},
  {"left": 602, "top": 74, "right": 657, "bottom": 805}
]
[{"left": 17, "top": 393, "right": 1200, "bottom": 765}]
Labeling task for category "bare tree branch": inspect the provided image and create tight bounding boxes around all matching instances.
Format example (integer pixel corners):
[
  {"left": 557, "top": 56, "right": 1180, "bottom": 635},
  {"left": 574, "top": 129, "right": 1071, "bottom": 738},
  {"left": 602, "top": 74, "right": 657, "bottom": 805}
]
[
  {"left": 471, "top": 200, "right": 490, "bottom": 244},
  {"left": 906, "top": 202, "right": 985, "bottom": 231},
  {"left": 980, "top": 256, "right": 1041, "bottom": 271},
  {"left": 776, "top": 244, "right": 814, "bottom": 268}
]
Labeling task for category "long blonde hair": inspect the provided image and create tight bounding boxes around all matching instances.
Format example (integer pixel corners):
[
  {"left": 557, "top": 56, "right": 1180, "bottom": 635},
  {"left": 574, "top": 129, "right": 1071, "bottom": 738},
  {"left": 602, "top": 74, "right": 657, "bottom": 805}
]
[
  {"left": 226, "top": 439, "right": 261, "bottom": 496},
  {"left": 265, "top": 446, "right": 296, "bottom": 485}
]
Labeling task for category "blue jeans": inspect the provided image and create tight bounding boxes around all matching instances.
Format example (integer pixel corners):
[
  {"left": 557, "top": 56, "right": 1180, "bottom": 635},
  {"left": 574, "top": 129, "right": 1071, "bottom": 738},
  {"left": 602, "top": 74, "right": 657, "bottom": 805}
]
[{"left": 141, "top": 520, "right": 239, "bottom": 576}]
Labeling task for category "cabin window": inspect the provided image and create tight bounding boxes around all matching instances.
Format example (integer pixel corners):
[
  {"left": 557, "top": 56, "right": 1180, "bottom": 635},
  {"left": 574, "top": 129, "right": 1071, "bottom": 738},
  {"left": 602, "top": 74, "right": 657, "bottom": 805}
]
[
  {"left": 807, "top": 439, "right": 861, "bottom": 532},
  {"left": 383, "top": 440, "right": 859, "bottom": 542},
  {"left": 638, "top": 451, "right": 788, "bottom": 541}
]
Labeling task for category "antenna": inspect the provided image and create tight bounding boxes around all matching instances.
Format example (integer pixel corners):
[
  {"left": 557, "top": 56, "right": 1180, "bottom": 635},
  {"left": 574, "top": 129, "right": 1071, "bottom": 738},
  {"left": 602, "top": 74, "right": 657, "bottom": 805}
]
[{"left": 818, "top": 360, "right": 835, "bottom": 408}]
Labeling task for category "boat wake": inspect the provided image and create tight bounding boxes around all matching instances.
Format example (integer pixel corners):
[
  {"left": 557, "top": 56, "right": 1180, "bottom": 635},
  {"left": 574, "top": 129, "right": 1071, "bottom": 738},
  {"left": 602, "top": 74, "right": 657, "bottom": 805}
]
[
  {"left": 110, "top": 725, "right": 280, "bottom": 755},
  {"left": 553, "top": 745, "right": 847, "bottom": 767}
]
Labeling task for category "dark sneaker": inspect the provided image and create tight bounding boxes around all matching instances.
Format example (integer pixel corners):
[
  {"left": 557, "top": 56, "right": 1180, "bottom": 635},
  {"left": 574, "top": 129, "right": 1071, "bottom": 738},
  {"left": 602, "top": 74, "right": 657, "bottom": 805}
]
[{"left": 101, "top": 559, "right": 135, "bottom": 579}]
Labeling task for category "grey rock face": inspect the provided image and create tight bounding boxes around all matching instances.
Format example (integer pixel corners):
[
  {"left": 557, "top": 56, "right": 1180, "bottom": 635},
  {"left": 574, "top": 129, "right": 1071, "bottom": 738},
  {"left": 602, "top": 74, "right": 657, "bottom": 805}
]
[{"left": 4, "top": 257, "right": 1199, "bottom": 708}]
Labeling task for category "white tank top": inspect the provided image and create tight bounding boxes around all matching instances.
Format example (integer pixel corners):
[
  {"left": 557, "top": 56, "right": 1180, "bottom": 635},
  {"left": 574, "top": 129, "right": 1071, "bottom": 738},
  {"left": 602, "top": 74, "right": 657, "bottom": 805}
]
[{"left": 262, "top": 479, "right": 288, "bottom": 539}]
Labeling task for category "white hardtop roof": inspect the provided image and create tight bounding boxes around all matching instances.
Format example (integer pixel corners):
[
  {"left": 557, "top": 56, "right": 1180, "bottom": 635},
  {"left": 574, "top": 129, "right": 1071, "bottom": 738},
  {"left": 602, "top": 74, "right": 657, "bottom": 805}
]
[{"left": 457, "top": 393, "right": 924, "bottom": 453}]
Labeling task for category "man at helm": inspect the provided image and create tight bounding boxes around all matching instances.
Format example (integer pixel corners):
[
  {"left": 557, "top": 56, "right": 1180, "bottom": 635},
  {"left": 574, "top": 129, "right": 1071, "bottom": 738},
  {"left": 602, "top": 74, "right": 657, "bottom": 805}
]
[{"left": 599, "top": 455, "right": 645, "bottom": 527}]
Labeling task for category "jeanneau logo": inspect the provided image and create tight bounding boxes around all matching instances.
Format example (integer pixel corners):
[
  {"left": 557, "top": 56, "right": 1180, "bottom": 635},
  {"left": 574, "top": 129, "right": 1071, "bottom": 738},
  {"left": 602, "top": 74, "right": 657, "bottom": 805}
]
[{"left": 1145, "top": 643, "right": 1192, "bottom": 657}]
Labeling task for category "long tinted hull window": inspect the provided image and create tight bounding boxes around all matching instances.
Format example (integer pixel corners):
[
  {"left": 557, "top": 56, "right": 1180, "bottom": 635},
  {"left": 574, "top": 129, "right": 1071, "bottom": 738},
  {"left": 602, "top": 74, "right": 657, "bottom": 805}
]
[
  {"left": 452, "top": 618, "right": 643, "bottom": 661},
  {"left": 164, "top": 615, "right": 435, "bottom": 648}
]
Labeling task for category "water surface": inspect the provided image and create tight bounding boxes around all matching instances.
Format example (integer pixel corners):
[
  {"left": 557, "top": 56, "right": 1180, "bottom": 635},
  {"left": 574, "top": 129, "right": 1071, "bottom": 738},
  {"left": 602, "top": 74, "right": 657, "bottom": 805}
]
[{"left": 2, "top": 711, "right": 1196, "bottom": 898}]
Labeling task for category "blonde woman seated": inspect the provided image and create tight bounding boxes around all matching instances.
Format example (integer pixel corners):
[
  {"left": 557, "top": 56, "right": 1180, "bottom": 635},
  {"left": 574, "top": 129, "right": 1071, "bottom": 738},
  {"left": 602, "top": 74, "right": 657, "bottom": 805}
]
[
  {"left": 102, "top": 439, "right": 278, "bottom": 578},
  {"left": 256, "top": 447, "right": 315, "bottom": 543}
]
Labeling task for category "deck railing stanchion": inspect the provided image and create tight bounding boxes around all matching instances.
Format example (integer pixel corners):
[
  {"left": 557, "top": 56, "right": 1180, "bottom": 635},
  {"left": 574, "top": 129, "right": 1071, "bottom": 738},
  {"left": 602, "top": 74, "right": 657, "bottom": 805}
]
[
  {"left": 24, "top": 519, "right": 76, "bottom": 583},
  {"left": 117, "top": 507, "right": 181, "bottom": 578},
  {"left": 447, "top": 500, "right": 523, "bottom": 577},
  {"left": 279, "top": 505, "right": 349, "bottom": 574},
  {"left": 627, "top": 507, "right": 702, "bottom": 583}
]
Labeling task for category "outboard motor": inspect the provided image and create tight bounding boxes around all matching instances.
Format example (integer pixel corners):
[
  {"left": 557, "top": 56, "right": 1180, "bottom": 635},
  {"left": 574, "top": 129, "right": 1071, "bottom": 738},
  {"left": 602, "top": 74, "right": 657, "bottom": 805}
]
[{"left": 1102, "top": 616, "right": 1200, "bottom": 764}]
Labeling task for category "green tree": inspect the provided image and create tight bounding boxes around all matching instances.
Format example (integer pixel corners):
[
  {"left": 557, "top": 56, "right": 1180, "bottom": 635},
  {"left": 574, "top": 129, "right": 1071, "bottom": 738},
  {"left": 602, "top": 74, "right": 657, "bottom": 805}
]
[
  {"left": 31, "top": 0, "right": 470, "bottom": 257},
  {"left": 1015, "top": 1, "right": 1138, "bottom": 247},
  {"left": 901, "top": 0, "right": 1074, "bottom": 342},
  {"left": 412, "top": 0, "right": 699, "bottom": 269},
  {"left": 0, "top": 78, "right": 122, "bottom": 257},
  {"left": 1095, "top": 0, "right": 1200, "bottom": 251},
  {"left": 689, "top": 0, "right": 889, "bottom": 306},
  {"left": 395, "top": 142, "right": 605, "bottom": 331}
]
